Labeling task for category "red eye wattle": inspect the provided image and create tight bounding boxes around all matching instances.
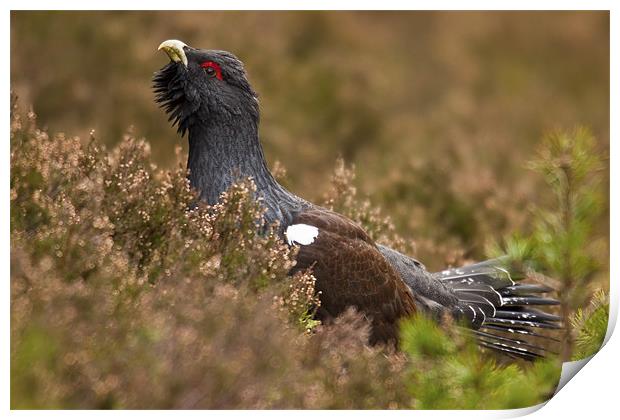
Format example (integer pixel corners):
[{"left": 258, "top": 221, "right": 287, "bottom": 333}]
[{"left": 200, "top": 61, "right": 223, "bottom": 81}]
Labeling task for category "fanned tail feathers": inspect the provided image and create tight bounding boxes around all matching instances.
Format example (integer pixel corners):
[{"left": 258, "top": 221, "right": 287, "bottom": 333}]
[{"left": 436, "top": 258, "right": 561, "bottom": 361}]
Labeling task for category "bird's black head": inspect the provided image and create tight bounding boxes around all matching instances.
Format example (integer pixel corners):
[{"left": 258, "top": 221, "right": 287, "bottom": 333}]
[{"left": 153, "top": 40, "right": 258, "bottom": 137}]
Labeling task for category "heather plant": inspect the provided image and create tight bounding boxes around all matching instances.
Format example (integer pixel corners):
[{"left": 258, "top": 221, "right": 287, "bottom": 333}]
[
  {"left": 322, "top": 158, "right": 408, "bottom": 253},
  {"left": 10, "top": 105, "right": 408, "bottom": 409},
  {"left": 11, "top": 105, "right": 563, "bottom": 409}
]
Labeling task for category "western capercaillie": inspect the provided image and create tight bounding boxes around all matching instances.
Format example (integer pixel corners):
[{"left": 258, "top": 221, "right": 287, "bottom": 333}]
[{"left": 154, "top": 39, "right": 560, "bottom": 358}]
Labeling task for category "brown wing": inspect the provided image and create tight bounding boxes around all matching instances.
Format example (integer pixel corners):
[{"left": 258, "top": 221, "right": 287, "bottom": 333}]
[{"left": 289, "top": 208, "right": 416, "bottom": 345}]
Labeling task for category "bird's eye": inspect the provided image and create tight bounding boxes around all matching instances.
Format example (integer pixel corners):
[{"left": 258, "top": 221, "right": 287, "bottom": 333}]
[{"left": 200, "top": 61, "right": 223, "bottom": 81}]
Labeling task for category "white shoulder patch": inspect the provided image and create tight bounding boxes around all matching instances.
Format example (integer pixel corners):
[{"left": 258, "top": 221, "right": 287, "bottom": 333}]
[{"left": 285, "top": 224, "right": 319, "bottom": 246}]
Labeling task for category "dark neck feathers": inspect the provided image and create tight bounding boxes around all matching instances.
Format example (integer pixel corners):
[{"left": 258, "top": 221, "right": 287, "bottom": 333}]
[{"left": 187, "top": 113, "right": 305, "bottom": 225}]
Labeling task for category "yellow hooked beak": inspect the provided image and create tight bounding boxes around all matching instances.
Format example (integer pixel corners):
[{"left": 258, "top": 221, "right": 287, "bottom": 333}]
[{"left": 158, "top": 39, "right": 188, "bottom": 67}]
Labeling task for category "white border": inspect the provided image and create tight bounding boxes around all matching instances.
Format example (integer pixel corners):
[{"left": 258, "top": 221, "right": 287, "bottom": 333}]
[{"left": 1, "top": 1, "right": 617, "bottom": 11}]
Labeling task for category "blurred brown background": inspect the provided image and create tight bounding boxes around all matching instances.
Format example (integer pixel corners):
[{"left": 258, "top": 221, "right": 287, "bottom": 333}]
[{"left": 10, "top": 11, "right": 609, "bottom": 269}]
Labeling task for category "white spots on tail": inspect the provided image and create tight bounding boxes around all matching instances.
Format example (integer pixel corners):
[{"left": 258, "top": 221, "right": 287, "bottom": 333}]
[
  {"left": 492, "top": 288, "right": 505, "bottom": 307},
  {"left": 285, "top": 224, "right": 319, "bottom": 246},
  {"left": 468, "top": 305, "right": 477, "bottom": 322}
]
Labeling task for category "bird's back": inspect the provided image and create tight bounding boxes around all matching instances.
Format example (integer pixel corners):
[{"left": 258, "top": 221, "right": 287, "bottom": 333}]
[{"left": 285, "top": 207, "right": 417, "bottom": 345}]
